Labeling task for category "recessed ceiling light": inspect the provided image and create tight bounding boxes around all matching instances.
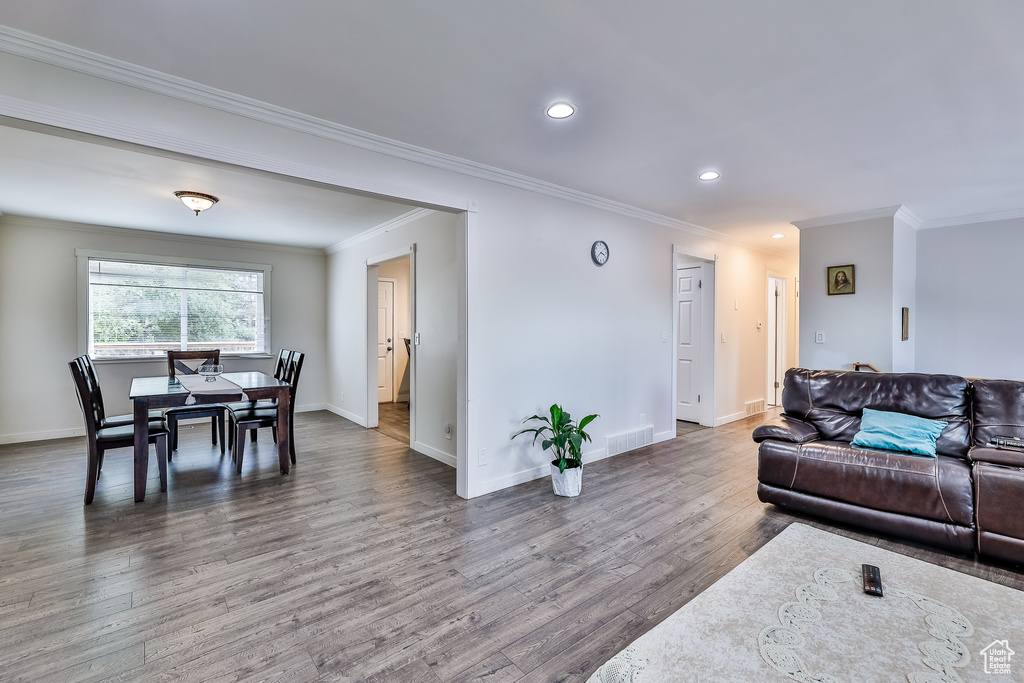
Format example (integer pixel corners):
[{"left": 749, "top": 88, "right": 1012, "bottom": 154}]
[
  {"left": 771, "top": 234, "right": 785, "bottom": 239},
  {"left": 546, "top": 102, "right": 576, "bottom": 119},
  {"left": 698, "top": 170, "right": 721, "bottom": 181}
]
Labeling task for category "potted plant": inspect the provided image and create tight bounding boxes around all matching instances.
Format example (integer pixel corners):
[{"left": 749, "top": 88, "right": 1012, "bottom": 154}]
[{"left": 513, "top": 403, "right": 598, "bottom": 497}]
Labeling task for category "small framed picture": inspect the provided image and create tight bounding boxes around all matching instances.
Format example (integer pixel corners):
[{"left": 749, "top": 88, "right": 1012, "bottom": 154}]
[{"left": 827, "top": 265, "right": 855, "bottom": 295}]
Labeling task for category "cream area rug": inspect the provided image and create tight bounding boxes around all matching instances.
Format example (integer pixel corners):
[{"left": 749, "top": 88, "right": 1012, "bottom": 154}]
[{"left": 588, "top": 523, "right": 1023, "bottom": 682}]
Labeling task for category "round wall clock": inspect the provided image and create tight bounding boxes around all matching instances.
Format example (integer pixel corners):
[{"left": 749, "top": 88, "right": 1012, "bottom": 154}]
[{"left": 591, "top": 240, "right": 609, "bottom": 266}]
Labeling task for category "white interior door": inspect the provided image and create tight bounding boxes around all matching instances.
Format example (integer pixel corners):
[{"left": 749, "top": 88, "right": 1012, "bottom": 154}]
[
  {"left": 377, "top": 279, "right": 395, "bottom": 402},
  {"left": 676, "top": 265, "right": 702, "bottom": 422},
  {"left": 766, "top": 276, "right": 786, "bottom": 406}
]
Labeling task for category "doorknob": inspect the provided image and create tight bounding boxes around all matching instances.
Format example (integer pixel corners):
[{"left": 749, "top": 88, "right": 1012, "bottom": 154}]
[
  {"left": 387, "top": 346, "right": 393, "bottom": 352},
  {"left": 387, "top": 338, "right": 392, "bottom": 343}
]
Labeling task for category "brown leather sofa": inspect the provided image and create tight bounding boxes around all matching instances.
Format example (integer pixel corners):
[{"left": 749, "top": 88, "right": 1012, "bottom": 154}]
[{"left": 753, "top": 368, "right": 1024, "bottom": 566}]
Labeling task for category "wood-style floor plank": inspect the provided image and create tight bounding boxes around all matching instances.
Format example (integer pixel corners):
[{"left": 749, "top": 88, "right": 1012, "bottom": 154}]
[{"left": 0, "top": 409, "right": 1021, "bottom": 681}]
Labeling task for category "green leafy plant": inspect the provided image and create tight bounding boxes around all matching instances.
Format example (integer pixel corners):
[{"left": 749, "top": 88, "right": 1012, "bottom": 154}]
[{"left": 513, "top": 404, "right": 598, "bottom": 473}]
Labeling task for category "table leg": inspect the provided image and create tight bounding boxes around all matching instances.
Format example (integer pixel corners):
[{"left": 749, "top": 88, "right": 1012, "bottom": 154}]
[
  {"left": 277, "top": 389, "right": 291, "bottom": 474},
  {"left": 134, "top": 397, "right": 150, "bottom": 502}
]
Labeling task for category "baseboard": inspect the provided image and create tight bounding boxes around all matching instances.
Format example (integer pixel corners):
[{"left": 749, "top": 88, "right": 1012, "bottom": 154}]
[
  {"left": 411, "top": 440, "right": 456, "bottom": 468},
  {"left": 468, "top": 463, "right": 550, "bottom": 498},
  {"left": 296, "top": 402, "right": 325, "bottom": 413},
  {"left": 714, "top": 410, "right": 746, "bottom": 427},
  {"left": 325, "top": 403, "right": 367, "bottom": 427},
  {"left": 0, "top": 426, "right": 85, "bottom": 445},
  {"left": 396, "top": 392, "right": 410, "bottom": 402},
  {"left": 654, "top": 429, "right": 675, "bottom": 444}
]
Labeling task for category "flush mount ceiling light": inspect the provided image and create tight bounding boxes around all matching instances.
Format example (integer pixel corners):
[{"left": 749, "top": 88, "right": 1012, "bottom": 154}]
[
  {"left": 174, "top": 190, "right": 219, "bottom": 216},
  {"left": 546, "top": 102, "right": 576, "bottom": 119},
  {"left": 698, "top": 170, "right": 721, "bottom": 181},
  {"left": 771, "top": 233, "right": 785, "bottom": 239}
]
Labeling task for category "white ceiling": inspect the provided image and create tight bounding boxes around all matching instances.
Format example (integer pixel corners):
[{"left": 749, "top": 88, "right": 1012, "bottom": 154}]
[{"left": 2, "top": 2, "right": 1024, "bottom": 253}]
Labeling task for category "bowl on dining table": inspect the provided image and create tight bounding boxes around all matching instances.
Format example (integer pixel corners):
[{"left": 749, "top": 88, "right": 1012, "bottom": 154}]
[{"left": 197, "top": 364, "right": 224, "bottom": 382}]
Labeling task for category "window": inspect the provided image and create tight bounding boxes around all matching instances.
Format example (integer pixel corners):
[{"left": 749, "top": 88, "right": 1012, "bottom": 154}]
[{"left": 80, "top": 252, "right": 271, "bottom": 359}]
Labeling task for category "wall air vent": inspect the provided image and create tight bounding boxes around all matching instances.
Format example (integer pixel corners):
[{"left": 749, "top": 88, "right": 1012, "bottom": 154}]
[
  {"left": 745, "top": 399, "right": 766, "bottom": 417},
  {"left": 606, "top": 425, "right": 655, "bottom": 457}
]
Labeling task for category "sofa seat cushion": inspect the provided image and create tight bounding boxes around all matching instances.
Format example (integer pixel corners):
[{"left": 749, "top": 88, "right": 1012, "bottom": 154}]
[{"left": 758, "top": 439, "right": 974, "bottom": 527}]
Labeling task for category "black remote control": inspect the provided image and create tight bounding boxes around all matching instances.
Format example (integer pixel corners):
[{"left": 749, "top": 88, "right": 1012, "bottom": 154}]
[{"left": 862, "top": 564, "right": 883, "bottom": 597}]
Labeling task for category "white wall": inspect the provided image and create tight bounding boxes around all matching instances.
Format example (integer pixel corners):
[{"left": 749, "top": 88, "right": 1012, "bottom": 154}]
[
  {"left": 917, "top": 217, "right": 1024, "bottom": 379},
  {"left": 798, "top": 216, "right": 895, "bottom": 371},
  {"left": 891, "top": 215, "right": 916, "bottom": 372},
  {"left": 326, "top": 211, "right": 458, "bottom": 466},
  {"left": 0, "top": 215, "right": 328, "bottom": 443},
  {"left": 0, "top": 50, "right": 798, "bottom": 497}
]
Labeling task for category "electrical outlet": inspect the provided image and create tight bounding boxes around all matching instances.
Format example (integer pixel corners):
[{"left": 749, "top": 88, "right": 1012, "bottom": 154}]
[
  {"left": 444, "top": 422, "right": 452, "bottom": 439},
  {"left": 815, "top": 332, "right": 825, "bottom": 344},
  {"left": 640, "top": 413, "right": 645, "bottom": 424},
  {"left": 478, "top": 448, "right": 487, "bottom": 466},
  {"left": 340, "top": 392, "right": 345, "bottom": 402}
]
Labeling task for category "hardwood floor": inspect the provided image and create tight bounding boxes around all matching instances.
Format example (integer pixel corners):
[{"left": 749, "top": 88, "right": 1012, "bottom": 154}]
[
  {"left": 1, "top": 410, "right": 1021, "bottom": 682},
  {"left": 375, "top": 401, "right": 410, "bottom": 444}
]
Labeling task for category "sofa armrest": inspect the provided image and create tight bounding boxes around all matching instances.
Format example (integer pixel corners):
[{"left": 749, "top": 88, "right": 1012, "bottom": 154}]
[
  {"left": 970, "top": 446, "right": 1024, "bottom": 469},
  {"left": 752, "top": 414, "right": 820, "bottom": 444}
]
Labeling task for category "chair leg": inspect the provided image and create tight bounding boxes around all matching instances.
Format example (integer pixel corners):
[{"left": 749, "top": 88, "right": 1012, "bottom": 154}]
[
  {"left": 235, "top": 423, "right": 247, "bottom": 475},
  {"left": 289, "top": 417, "right": 296, "bottom": 464},
  {"left": 228, "top": 413, "right": 234, "bottom": 452},
  {"left": 156, "top": 434, "right": 168, "bottom": 493},
  {"left": 272, "top": 426, "right": 278, "bottom": 444},
  {"left": 250, "top": 429, "right": 258, "bottom": 443},
  {"left": 217, "top": 412, "right": 226, "bottom": 454},
  {"left": 168, "top": 414, "right": 177, "bottom": 458},
  {"left": 85, "top": 441, "right": 100, "bottom": 505},
  {"left": 211, "top": 415, "right": 218, "bottom": 445}
]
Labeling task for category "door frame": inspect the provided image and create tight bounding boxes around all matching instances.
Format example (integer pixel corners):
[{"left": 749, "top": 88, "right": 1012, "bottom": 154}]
[
  {"left": 765, "top": 273, "right": 787, "bottom": 407},
  {"left": 366, "top": 246, "right": 417, "bottom": 435},
  {"left": 671, "top": 246, "right": 716, "bottom": 427}
]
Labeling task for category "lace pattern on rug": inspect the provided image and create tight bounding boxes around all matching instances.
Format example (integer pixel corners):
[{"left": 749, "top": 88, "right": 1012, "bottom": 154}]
[
  {"left": 592, "top": 644, "right": 647, "bottom": 683},
  {"left": 757, "top": 567, "right": 975, "bottom": 683}
]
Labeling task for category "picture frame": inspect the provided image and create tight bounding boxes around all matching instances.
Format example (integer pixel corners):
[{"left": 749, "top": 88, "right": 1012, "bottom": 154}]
[{"left": 826, "top": 264, "right": 855, "bottom": 295}]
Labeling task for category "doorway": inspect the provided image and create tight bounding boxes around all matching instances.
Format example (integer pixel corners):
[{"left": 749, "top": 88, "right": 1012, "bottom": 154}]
[
  {"left": 367, "top": 252, "right": 413, "bottom": 446},
  {"left": 766, "top": 274, "right": 787, "bottom": 407},
  {"left": 676, "top": 263, "right": 703, "bottom": 423},
  {"left": 673, "top": 251, "right": 715, "bottom": 427}
]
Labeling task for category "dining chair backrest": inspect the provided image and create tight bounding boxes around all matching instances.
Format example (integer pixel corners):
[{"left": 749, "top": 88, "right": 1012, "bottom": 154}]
[
  {"left": 69, "top": 356, "right": 102, "bottom": 438},
  {"left": 167, "top": 349, "right": 221, "bottom": 378},
  {"left": 281, "top": 351, "right": 305, "bottom": 392},
  {"left": 272, "top": 348, "right": 289, "bottom": 380}
]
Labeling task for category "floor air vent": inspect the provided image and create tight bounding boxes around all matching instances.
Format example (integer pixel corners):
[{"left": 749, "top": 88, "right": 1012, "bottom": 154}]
[
  {"left": 745, "top": 399, "right": 766, "bottom": 416},
  {"left": 606, "top": 425, "right": 655, "bottom": 457}
]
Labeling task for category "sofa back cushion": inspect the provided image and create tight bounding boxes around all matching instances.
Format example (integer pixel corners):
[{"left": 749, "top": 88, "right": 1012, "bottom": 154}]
[
  {"left": 782, "top": 368, "right": 972, "bottom": 458},
  {"left": 971, "top": 379, "right": 1024, "bottom": 448}
]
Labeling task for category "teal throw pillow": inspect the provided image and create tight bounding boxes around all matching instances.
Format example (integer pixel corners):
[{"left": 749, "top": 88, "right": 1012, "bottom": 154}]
[{"left": 852, "top": 408, "right": 948, "bottom": 457}]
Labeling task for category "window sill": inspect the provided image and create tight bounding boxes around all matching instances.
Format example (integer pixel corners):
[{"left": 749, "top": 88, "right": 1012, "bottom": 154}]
[{"left": 92, "top": 353, "right": 275, "bottom": 364}]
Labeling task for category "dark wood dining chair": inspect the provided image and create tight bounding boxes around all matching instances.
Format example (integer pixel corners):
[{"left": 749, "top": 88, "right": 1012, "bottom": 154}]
[
  {"left": 165, "top": 349, "right": 227, "bottom": 457},
  {"left": 75, "top": 355, "right": 163, "bottom": 428},
  {"left": 69, "top": 356, "right": 169, "bottom": 504},
  {"left": 227, "top": 350, "right": 304, "bottom": 474}
]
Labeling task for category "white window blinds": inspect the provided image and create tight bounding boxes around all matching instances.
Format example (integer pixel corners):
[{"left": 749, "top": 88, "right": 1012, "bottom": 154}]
[{"left": 88, "top": 258, "right": 267, "bottom": 358}]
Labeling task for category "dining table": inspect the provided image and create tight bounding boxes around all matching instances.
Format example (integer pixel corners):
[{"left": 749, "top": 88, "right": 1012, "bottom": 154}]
[{"left": 128, "top": 370, "right": 291, "bottom": 502}]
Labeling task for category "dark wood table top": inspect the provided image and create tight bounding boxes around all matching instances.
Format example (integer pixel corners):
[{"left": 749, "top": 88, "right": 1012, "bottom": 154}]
[{"left": 129, "top": 371, "right": 286, "bottom": 399}]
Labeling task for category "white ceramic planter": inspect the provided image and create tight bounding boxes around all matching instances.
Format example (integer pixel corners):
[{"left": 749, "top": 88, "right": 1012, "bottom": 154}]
[{"left": 550, "top": 463, "right": 582, "bottom": 497}]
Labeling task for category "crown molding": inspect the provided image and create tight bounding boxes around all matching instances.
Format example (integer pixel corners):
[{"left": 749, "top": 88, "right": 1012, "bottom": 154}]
[
  {"left": 792, "top": 205, "right": 908, "bottom": 230},
  {"left": 0, "top": 214, "right": 327, "bottom": 256},
  {"left": 326, "top": 208, "right": 435, "bottom": 254},
  {"left": 0, "top": 25, "right": 744, "bottom": 249},
  {"left": 919, "top": 207, "right": 1024, "bottom": 230}
]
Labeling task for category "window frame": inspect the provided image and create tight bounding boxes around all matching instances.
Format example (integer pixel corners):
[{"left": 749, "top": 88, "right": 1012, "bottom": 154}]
[{"left": 76, "top": 249, "right": 273, "bottom": 362}]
